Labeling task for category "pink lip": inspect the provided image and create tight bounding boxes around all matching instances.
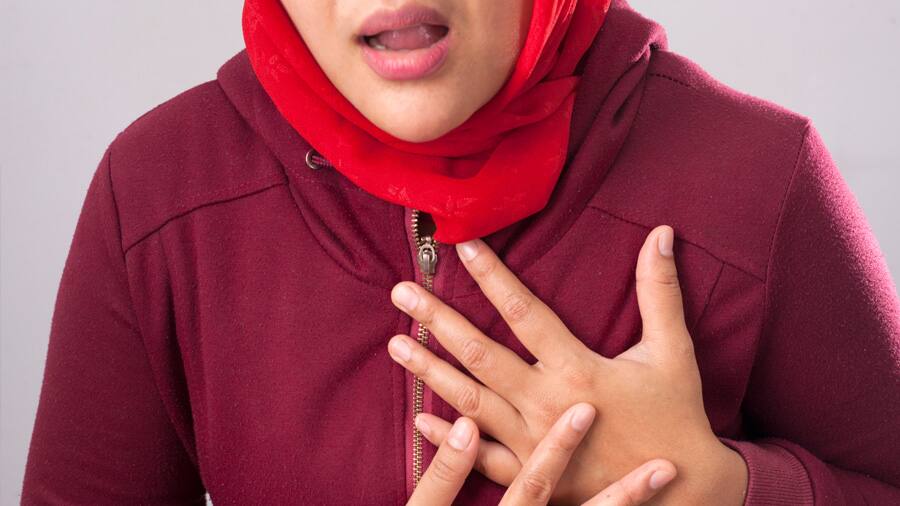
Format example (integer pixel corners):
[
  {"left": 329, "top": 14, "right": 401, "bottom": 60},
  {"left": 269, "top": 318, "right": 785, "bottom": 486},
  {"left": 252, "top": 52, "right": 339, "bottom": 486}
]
[
  {"left": 356, "top": 5, "right": 452, "bottom": 81},
  {"left": 357, "top": 4, "right": 449, "bottom": 37}
]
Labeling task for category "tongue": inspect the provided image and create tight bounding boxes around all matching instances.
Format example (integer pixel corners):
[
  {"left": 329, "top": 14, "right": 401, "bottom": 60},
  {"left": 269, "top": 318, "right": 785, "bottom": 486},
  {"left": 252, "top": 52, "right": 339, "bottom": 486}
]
[{"left": 372, "top": 24, "right": 448, "bottom": 50}]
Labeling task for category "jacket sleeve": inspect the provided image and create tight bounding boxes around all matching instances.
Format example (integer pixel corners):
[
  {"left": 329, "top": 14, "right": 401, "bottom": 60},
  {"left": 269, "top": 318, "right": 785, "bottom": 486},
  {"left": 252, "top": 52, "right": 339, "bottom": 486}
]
[
  {"left": 716, "top": 122, "right": 900, "bottom": 505},
  {"left": 20, "top": 145, "right": 207, "bottom": 505}
]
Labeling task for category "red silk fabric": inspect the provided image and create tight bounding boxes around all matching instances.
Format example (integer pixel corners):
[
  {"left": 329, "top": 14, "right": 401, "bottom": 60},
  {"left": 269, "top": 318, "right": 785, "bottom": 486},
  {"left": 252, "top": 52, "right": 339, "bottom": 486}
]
[{"left": 243, "top": 0, "right": 612, "bottom": 243}]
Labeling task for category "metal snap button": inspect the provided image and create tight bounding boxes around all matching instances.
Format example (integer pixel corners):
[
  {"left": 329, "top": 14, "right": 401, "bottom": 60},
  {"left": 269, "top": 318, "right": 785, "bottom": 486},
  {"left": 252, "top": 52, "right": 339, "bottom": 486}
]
[{"left": 305, "top": 148, "right": 333, "bottom": 170}]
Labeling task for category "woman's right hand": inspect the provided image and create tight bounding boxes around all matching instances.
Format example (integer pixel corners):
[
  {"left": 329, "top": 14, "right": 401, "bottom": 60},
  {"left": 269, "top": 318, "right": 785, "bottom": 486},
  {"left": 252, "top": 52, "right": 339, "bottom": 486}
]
[{"left": 407, "top": 403, "right": 677, "bottom": 506}]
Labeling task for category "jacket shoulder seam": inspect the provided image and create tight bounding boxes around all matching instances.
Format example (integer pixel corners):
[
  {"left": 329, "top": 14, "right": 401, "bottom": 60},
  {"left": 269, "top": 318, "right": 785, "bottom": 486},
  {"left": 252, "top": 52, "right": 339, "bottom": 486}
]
[
  {"left": 586, "top": 204, "right": 765, "bottom": 283},
  {"left": 647, "top": 72, "right": 694, "bottom": 90},
  {"left": 106, "top": 143, "right": 127, "bottom": 256},
  {"left": 689, "top": 261, "right": 726, "bottom": 336},
  {"left": 107, "top": 143, "right": 205, "bottom": 474},
  {"left": 760, "top": 121, "right": 813, "bottom": 333},
  {"left": 121, "top": 174, "right": 286, "bottom": 254}
]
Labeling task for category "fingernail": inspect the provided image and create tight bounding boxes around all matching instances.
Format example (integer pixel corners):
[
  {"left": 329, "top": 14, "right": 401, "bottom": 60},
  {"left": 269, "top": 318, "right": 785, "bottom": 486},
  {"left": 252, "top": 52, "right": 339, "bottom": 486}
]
[
  {"left": 456, "top": 240, "right": 479, "bottom": 262},
  {"left": 649, "top": 468, "right": 675, "bottom": 490},
  {"left": 392, "top": 283, "right": 419, "bottom": 311},
  {"left": 447, "top": 419, "right": 473, "bottom": 450},
  {"left": 415, "top": 415, "right": 431, "bottom": 437},
  {"left": 570, "top": 404, "right": 596, "bottom": 432},
  {"left": 388, "top": 337, "right": 412, "bottom": 362},
  {"left": 657, "top": 226, "right": 674, "bottom": 258}
]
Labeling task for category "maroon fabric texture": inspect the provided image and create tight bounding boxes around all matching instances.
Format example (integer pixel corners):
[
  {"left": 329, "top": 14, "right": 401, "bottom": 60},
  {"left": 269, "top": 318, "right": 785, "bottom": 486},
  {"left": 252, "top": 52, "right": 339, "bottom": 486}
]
[{"left": 21, "top": 1, "right": 900, "bottom": 504}]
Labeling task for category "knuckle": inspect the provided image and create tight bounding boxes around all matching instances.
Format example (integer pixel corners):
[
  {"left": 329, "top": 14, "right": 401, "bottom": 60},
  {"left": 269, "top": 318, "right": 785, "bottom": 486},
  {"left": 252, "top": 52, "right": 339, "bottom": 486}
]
[
  {"left": 636, "top": 269, "right": 681, "bottom": 292},
  {"left": 428, "top": 455, "right": 462, "bottom": 484},
  {"left": 414, "top": 350, "right": 433, "bottom": 378},
  {"left": 455, "top": 384, "right": 483, "bottom": 417},
  {"left": 474, "top": 254, "right": 499, "bottom": 279},
  {"left": 459, "top": 339, "right": 491, "bottom": 371},
  {"left": 560, "top": 361, "right": 594, "bottom": 390},
  {"left": 502, "top": 292, "right": 533, "bottom": 324},
  {"left": 545, "top": 436, "right": 578, "bottom": 456},
  {"left": 655, "top": 271, "right": 681, "bottom": 291},
  {"left": 417, "top": 297, "right": 438, "bottom": 326},
  {"left": 607, "top": 479, "right": 639, "bottom": 505},
  {"left": 518, "top": 470, "right": 554, "bottom": 502},
  {"left": 531, "top": 395, "right": 562, "bottom": 424}
]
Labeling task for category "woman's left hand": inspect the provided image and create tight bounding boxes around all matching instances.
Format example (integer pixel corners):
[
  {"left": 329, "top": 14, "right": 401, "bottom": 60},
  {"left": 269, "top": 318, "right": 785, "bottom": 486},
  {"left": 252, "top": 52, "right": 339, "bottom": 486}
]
[{"left": 387, "top": 225, "right": 748, "bottom": 505}]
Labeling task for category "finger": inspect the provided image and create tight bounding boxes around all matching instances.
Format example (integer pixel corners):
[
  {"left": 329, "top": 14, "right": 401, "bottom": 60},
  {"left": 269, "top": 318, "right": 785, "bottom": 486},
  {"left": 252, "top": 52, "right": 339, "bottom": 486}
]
[
  {"left": 454, "top": 238, "right": 589, "bottom": 369},
  {"left": 388, "top": 334, "right": 526, "bottom": 445},
  {"left": 633, "top": 225, "right": 693, "bottom": 358},
  {"left": 582, "top": 459, "right": 677, "bottom": 506},
  {"left": 499, "top": 403, "right": 597, "bottom": 506},
  {"left": 391, "top": 281, "right": 536, "bottom": 400},
  {"left": 417, "top": 412, "right": 522, "bottom": 486},
  {"left": 408, "top": 417, "right": 479, "bottom": 506}
]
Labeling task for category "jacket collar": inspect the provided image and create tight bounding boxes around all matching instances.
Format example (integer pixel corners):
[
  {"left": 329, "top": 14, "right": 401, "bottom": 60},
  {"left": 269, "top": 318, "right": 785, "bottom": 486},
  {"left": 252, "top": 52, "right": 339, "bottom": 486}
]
[{"left": 217, "top": 0, "right": 667, "bottom": 291}]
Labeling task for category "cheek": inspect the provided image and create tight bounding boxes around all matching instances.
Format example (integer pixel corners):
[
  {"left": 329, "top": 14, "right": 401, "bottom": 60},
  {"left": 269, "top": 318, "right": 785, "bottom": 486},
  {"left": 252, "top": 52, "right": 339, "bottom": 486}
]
[
  {"left": 464, "top": 0, "right": 531, "bottom": 89},
  {"left": 282, "top": 1, "right": 346, "bottom": 67}
]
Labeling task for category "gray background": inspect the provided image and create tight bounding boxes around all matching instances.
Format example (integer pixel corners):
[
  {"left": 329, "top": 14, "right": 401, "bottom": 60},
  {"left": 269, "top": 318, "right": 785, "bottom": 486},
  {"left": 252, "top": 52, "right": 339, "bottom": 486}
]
[{"left": 2, "top": 1, "right": 898, "bottom": 503}]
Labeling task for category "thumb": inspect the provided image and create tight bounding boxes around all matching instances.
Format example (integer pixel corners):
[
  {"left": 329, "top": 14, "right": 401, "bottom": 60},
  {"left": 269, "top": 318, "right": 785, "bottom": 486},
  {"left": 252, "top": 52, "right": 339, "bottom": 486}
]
[{"left": 635, "top": 225, "right": 690, "bottom": 352}]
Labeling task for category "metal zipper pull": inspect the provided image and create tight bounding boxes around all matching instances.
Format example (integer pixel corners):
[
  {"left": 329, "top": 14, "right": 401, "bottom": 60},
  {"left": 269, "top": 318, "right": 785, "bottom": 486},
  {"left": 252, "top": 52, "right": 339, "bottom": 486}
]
[{"left": 416, "top": 237, "right": 437, "bottom": 276}]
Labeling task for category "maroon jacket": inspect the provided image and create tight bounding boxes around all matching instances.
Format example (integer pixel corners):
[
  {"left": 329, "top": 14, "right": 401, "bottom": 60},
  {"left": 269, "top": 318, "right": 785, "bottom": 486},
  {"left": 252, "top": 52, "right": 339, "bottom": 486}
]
[{"left": 21, "top": 1, "right": 900, "bottom": 504}]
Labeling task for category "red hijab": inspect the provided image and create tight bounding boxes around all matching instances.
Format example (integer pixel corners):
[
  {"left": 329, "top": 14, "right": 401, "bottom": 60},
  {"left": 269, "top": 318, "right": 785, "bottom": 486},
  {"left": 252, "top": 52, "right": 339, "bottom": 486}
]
[{"left": 243, "top": 0, "right": 612, "bottom": 243}]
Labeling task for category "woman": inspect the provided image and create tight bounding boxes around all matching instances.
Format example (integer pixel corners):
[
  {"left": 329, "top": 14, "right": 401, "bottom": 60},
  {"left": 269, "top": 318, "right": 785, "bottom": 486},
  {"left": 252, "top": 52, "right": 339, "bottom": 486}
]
[{"left": 21, "top": 0, "right": 900, "bottom": 504}]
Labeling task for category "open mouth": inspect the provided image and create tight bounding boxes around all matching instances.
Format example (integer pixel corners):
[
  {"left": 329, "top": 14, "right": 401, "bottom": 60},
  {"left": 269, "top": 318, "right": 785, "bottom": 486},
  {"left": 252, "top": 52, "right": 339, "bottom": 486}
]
[
  {"left": 356, "top": 5, "right": 453, "bottom": 80},
  {"left": 356, "top": 4, "right": 454, "bottom": 80},
  {"left": 360, "top": 24, "right": 450, "bottom": 51}
]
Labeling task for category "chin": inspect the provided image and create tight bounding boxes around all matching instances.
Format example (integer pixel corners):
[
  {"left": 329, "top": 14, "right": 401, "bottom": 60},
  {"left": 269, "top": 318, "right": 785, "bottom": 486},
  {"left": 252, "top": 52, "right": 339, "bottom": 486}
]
[
  {"left": 365, "top": 98, "right": 471, "bottom": 143},
  {"left": 382, "top": 121, "right": 452, "bottom": 143},
  {"left": 362, "top": 114, "right": 446, "bottom": 143}
]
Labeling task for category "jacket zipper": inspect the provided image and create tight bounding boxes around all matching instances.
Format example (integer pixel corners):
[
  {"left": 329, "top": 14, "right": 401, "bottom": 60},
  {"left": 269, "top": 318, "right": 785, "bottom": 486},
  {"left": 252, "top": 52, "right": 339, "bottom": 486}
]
[
  {"left": 410, "top": 208, "right": 439, "bottom": 488},
  {"left": 305, "top": 148, "right": 437, "bottom": 489}
]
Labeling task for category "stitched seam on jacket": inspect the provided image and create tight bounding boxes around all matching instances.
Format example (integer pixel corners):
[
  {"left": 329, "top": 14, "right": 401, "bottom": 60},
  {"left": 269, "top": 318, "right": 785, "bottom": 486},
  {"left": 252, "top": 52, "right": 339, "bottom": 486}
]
[
  {"left": 689, "top": 260, "right": 726, "bottom": 337},
  {"left": 585, "top": 204, "right": 765, "bottom": 283},
  {"left": 107, "top": 144, "right": 127, "bottom": 256},
  {"left": 760, "top": 121, "right": 812, "bottom": 340},
  {"left": 153, "top": 228, "right": 208, "bottom": 482},
  {"left": 648, "top": 72, "right": 694, "bottom": 89},
  {"left": 498, "top": 49, "right": 662, "bottom": 295},
  {"left": 286, "top": 161, "right": 380, "bottom": 196},
  {"left": 122, "top": 177, "right": 287, "bottom": 255},
  {"left": 108, "top": 144, "right": 208, "bottom": 494}
]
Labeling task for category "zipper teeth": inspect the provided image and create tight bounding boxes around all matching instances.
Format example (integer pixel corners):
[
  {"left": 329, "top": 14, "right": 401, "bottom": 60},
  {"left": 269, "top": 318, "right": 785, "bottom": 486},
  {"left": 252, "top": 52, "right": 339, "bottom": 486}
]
[{"left": 410, "top": 209, "right": 437, "bottom": 488}]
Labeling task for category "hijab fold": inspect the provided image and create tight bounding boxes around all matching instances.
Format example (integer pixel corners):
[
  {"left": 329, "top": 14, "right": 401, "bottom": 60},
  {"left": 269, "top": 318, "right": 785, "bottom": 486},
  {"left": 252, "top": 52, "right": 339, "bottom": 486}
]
[{"left": 242, "top": 0, "right": 612, "bottom": 243}]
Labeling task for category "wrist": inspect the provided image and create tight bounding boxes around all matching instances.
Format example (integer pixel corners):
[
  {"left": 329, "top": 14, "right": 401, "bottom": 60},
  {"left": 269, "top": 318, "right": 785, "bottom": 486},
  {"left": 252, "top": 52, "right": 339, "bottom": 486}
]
[
  {"left": 676, "top": 436, "right": 748, "bottom": 505},
  {"left": 704, "top": 441, "right": 749, "bottom": 506}
]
